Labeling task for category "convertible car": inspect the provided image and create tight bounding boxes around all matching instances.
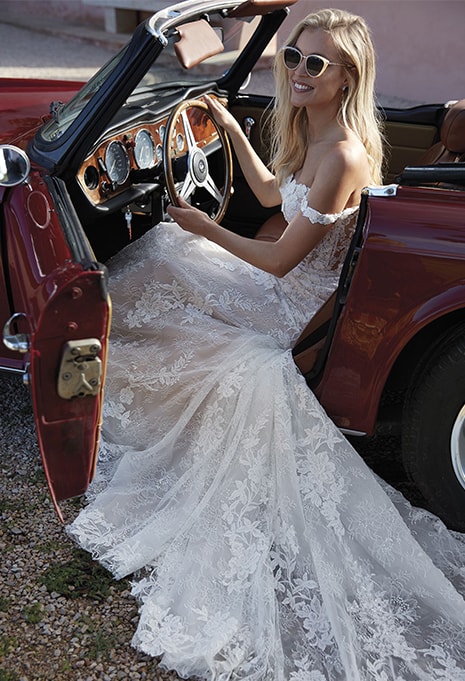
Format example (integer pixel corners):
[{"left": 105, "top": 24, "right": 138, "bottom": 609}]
[{"left": 1, "top": 0, "right": 465, "bottom": 530}]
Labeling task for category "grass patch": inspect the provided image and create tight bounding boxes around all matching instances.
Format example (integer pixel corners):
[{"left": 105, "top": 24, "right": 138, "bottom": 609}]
[
  {"left": 0, "top": 669, "right": 18, "bottom": 681},
  {"left": 0, "top": 635, "right": 17, "bottom": 658},
  {"left": 39, "top": 548, "right": 126, "bottom": 601},
  {"left": 0, "top": 597, "right": 10, "bottom": 612},
  {"left": 87, "top": 629, "right": 118, "bottom": 661},
  {"left": 21, "top": 603, "right": 43, "bottom": 624}
]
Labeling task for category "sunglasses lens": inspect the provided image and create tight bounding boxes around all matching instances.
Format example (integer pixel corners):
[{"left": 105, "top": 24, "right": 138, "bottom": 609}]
[
  {"left": 283, "top": 47, "right": 301, "bottom": 70},
  {"left": 305, "top": 55, "right": 325, "bottom": 77}
]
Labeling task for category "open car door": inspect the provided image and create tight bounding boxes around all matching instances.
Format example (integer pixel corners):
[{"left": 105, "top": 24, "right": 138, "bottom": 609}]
[{"left": 1, "top": 155, "right": 110, "bottom": 521}]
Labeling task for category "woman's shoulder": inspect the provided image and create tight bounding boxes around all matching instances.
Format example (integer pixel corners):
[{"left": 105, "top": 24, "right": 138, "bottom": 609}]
[{"left": 319, "top": 132, "right": 370, "bottom": 186}]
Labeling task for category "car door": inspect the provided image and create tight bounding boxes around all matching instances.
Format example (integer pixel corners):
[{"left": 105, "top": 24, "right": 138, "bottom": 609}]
[{"left": 1, "top": 166, "right": 110, "bottom": 520}]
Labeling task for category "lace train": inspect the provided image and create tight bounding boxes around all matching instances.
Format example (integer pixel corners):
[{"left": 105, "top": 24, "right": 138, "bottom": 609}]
[{"left": 68, "top": 180, "right": 465, "bottom": 680}]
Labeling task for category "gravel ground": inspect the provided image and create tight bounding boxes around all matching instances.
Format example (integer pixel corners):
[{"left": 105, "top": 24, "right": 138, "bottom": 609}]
[{"left": 0, "top": 373, "right": 183, "bottom": 681}]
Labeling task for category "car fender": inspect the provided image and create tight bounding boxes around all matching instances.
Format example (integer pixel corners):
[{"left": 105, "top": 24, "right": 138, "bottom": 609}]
[
  {"left": 315, "top": 186, "right": 465, "bottom": 434},
  {"left": 0, "top": 78, "right": 83, "bottom": 145}
]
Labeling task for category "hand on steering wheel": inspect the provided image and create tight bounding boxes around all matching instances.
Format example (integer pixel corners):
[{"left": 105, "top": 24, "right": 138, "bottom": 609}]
[{"left": 163, "top": 99, "right": 233, "bottom": 223}]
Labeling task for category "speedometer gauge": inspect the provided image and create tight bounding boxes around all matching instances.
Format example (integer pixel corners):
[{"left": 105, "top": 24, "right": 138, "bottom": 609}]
[
  {"left": 134, "top": 129, "right": 155, "bottom": 169},
  {"left": 105, "top": 140, "right": 130, "bottom": 184}
]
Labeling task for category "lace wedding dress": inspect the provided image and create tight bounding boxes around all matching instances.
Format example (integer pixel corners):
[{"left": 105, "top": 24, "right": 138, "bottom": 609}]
[{"left": 68, "top": 177, "right": 465, "bottom": 681}]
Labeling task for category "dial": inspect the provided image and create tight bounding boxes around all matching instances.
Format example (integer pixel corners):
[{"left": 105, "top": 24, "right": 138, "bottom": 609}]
[
  {"left": 134, "top": 129, "right": 155, "bottom": 169},
  {"left": 176, "top": 132, "right": 184, "bottom": 152},
  {"left": 105, "top": 140, "right": 130, "bottom": 185},
  {"left": 155, "top": 144, "right": 163, "bottom": 163}
]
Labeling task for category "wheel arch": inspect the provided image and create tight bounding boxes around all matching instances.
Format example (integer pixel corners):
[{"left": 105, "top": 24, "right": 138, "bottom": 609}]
[{"left": 382, "top": 307, "right": 465, "bottom": 399}]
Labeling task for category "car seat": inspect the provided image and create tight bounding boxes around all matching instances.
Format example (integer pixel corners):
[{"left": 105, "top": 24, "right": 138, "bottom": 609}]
[{"left": 418, "top": 98, "right": 465, "bottom": 165}]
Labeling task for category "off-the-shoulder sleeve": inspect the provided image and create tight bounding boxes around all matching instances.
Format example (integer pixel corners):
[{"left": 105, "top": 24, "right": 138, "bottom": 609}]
[{"left": 300, "top": 197, "right": 346, "bottom": 225}]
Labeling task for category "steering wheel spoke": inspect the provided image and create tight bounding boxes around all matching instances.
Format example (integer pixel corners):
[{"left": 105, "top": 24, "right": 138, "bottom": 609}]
[
  {"left": 163, "top": 99, "right": 233, "bottom": 223},
  {"left": 203, "top": 173, "right": 223, "bottom": 204},
  {"left": 179, "top": 174, "right": 197, "bottom": 200},
  {"left": 181, "top": 110, "right": 198, "bottom": 152}
]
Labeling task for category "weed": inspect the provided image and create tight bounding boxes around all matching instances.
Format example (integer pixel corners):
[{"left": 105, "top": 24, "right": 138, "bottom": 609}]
[
  {"left": 87, "top": 629, "right": 117, "bottom": 661},
  {"left": 0, "top": 635, "right": 17, "bottom": 657},
  {"left": 21, "top": 603, "right": 43, "bottom": 624},
  {"left": 0, "top": 597, "right": 9, "bottom": 612},
  {"left": 39, "top": 548, "right": 127, "bottom": 601},
  {"left": 0, "top": 669, "right": 18, "bottom": 681}
]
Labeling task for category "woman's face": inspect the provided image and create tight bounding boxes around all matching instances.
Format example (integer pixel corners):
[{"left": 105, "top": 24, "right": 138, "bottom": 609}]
[{"left": 288, "top": 28, "right": 348, "bottom": 112}]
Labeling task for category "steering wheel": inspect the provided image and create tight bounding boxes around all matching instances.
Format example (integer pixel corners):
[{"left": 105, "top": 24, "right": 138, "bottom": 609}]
[{"left": 163, "top": 99, "right": 233, "bottom": 223}]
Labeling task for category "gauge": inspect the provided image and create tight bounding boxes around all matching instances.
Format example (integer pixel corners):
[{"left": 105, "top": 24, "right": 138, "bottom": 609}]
[
  {"left": 134, "top": 129, "right": 155, "bottom": 169},
  {"left": 176, "top": 133, "right": 184, "bottom": 152},
  {"left": 105, "top": 140, "right": 130, "bottom": 185},
  {"left": 155, "top": 144, "right": 163, "bottom": 163},
  {"left": 158, "top": 124, "right": 166, "bottom": 142}
]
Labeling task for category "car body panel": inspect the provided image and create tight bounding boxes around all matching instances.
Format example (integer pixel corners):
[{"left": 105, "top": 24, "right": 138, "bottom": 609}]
[
  {"left": 315, "top": 186, "right": 465, "bottom": 432},
  {"left": 0, "top": 78, "right": 83, "bottom": 145}
]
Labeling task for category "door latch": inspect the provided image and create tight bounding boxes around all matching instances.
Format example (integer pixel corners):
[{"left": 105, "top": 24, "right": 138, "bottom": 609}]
[{"left": 57, "top": 339, "right": 102, "bottom": 399}]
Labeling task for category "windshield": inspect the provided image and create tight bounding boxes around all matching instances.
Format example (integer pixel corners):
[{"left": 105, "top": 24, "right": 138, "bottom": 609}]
[
  {"left": 40, "top": 48, "right": 128, "bottom": 142},
  {"left": 39, "top": 12, "right": 269, "bottom": 143}
]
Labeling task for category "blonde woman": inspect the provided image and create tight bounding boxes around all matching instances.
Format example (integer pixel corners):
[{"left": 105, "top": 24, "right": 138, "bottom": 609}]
[{"left": 70, "top": 9, "right": 465, "bottom": 680}]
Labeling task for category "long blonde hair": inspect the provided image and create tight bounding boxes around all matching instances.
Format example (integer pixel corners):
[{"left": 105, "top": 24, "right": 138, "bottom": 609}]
[{"left": 270, "top": 8, "right": 384, "bottom": 186}]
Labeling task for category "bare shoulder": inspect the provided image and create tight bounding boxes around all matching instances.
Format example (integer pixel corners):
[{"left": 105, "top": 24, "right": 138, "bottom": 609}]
[{"left": 327, "top": 134, "right": 368, "bottom": 173}]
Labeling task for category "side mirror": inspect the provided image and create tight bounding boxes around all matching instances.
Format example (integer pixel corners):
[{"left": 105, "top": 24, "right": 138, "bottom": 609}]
[{"left": 0, "top": 145, "right": 31, "bottom": 187}]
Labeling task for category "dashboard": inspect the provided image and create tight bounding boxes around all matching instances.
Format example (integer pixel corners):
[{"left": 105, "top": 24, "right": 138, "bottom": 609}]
[{"left": 76, "top": 95, "right": 224, "bottom": 209}]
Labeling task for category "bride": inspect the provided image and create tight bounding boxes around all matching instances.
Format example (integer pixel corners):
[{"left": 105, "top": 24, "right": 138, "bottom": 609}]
[{"left": 68, "top": 8, "right": 465, "bottom": 680}]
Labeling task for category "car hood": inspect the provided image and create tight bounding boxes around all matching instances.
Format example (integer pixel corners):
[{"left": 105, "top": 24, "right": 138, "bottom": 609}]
[{"left": 0, "top": 78, "right": 84, "bottom": 146}]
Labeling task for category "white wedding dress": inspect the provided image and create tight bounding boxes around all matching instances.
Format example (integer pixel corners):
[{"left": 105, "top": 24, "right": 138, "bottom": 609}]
[{"left": 68, "top": 176, "right": 465, "bottom": 681}]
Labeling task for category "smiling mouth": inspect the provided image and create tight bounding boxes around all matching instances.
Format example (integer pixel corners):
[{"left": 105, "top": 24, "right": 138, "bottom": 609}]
[{"left": 292, "top": 81, "right": 313, "bottom": 92}]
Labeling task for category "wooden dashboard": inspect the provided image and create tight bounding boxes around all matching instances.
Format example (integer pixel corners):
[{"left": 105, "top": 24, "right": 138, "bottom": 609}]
[{"left": 76, "top": 96, "right": 223, "bottom": 207}]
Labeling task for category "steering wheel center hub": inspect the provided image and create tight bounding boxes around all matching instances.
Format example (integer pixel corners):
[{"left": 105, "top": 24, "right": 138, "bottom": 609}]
[{"left": 190, "top": 149, "right": 208, "bottom": 184}]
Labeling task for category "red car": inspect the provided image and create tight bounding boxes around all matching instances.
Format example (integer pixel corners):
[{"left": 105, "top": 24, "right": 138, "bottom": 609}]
[{"left": 1, "top": 0, "right": 464, "bottom": 530}]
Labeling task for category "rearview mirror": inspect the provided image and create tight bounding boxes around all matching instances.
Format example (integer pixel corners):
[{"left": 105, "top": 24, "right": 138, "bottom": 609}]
[{"left": 0, "top": 145, "right": 31, "bottom": 187}]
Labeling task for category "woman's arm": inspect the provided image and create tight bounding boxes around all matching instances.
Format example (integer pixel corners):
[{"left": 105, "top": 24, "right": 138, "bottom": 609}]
[
  {"left": 168, "top": 136, "right": 368, "bottom": 277},
  {"left": 168, "top": 197, "right": 332, "bottom": 277},
  {"left": 205, "top": 96, "right": 281, "bottom": 208}
]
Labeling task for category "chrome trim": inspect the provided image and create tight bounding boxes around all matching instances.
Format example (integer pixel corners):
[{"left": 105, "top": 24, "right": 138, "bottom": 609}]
[
  {"left": 0, "top": 366, "right": 27, "bottom": 375},
  {"left": 2, "top": 313, "right": 30, "bottom": 353},
  {"left": 451, "top": 404, "right": 465, "bottom": 491},
  {"left": 340, "top": 429, "right": 367, "bottom": 437},
  {"left": 363, "top": 184, "right": 398, "bottom": 198}
]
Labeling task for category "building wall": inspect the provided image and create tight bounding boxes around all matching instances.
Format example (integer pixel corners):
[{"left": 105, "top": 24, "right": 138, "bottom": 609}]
[
  {"left": 2, "top": 0, "right": 464, "bottom": 105},
  {"left": 0, "top": 0, "right": 104, "bottom": 24}
]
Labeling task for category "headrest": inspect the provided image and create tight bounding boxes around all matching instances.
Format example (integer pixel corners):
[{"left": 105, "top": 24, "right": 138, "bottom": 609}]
[{"left": 441, "top": 99, "right": 465, "bottom": 153}]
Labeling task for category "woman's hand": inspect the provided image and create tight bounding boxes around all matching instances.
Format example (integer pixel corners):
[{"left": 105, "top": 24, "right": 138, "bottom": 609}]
[
  {"left": 204, "top": 95, "right": 241, "bottom": 136},
  {"left": 166, "top": 196, "right": 215, "bottom": 237}
]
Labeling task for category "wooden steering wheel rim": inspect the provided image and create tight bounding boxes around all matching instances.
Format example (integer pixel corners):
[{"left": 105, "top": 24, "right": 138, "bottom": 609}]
[{"left": 163, "top": 99, "right": 233, "bottom": 224}]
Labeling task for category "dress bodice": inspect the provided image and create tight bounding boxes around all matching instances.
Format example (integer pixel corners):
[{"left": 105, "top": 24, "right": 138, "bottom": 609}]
[
  {"left": 275, "top": 176, "right": 359, "bottom": 337},
  {"left": 280, "top": 175, "right": 359, "bottom": 273}
]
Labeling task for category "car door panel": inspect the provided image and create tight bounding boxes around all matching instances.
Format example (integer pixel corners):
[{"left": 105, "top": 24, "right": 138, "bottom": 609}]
[{"left": 2, "top": 172, "right": 110, "bottom": 518}]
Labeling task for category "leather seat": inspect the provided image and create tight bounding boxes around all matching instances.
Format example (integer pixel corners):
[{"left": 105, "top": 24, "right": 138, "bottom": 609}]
[{"left": 418, "top": 98, "right": 465, "bottom": 164}]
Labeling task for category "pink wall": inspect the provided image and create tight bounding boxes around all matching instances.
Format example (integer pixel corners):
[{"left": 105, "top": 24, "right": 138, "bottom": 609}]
[{"left": 279, "top": 1, "right": 465, "bottom": 105}]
